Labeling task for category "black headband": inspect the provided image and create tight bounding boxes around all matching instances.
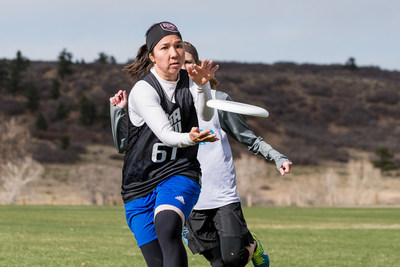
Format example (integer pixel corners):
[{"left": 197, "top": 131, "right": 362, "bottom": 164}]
[{"left": 146, "top": 22, "right": 182, "bottom": 53}]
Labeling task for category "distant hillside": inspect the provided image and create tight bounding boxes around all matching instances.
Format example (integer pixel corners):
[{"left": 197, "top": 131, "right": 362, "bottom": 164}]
[{"left": 1, "top": 60, "right": 399, "bottom": 166}]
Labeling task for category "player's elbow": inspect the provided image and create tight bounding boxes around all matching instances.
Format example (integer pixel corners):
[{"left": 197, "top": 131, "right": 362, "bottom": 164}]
[{"left": 200, "top": 107, "right": 214, "bottom": 122}]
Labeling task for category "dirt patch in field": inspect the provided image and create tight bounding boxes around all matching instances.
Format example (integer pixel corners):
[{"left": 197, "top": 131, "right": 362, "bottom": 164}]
[{"left": 235, "top": 150, "right": 400, "bottom": 207}]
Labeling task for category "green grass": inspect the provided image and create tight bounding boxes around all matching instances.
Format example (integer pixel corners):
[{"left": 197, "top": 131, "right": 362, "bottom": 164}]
[
  {"left": 0, "top": 206, "right": 399, "bottom": 266},
  {"left": 244, "top": 207, "right": 400, "bottom": 267}
]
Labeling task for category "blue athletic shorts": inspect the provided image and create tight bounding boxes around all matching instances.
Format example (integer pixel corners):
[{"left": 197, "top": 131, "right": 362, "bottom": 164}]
[{"left": 124, "top": 175, "right": 201, "bottom": 247}]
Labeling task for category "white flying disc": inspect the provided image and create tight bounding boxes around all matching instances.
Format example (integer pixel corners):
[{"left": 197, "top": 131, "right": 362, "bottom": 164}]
[{"left": 207, "top": 99, "right": 269, "bottom": 117}]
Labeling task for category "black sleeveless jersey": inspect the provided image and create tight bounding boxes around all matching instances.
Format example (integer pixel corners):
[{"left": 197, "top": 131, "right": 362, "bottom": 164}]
[{"left": 121, "top": 69, "right": 201, "bottom": 203}]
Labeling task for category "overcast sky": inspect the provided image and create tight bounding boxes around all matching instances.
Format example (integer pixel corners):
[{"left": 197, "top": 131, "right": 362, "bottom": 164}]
[{"left": 1, "top": 0, "right": 399, "bottom": 71}]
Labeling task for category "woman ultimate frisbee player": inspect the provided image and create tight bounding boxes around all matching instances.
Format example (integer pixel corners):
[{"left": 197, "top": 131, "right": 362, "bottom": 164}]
[
  {"left": 119, "top": 22, "right": 219, "bottom": 267},
  {"left": 110, "top": 41, "right": 292, "bottom": 267}
]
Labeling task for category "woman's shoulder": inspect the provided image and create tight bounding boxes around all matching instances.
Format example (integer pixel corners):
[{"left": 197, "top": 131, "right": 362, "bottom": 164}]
[{"left": 130, "top": 80, "right": 158, "bottom": 100}]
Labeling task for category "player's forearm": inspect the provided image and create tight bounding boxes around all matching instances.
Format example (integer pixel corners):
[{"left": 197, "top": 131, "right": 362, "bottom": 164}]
[
  {"left": 249, "top": 137, "right": 290, "bottom": 170},
  {"left": 192, "top": 82, "right": 214, "bottom": 121},
  {"left": 215, "top": 91, "right": 291, "bottom": 170},
  {"left": 110, "top": 104, "right": 128, "bottom": 153}
]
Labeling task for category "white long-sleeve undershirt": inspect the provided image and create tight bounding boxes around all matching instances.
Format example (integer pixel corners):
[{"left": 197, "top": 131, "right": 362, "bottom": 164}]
[{"left": 128, "top": 68, "right": 214, "bottom": 147}]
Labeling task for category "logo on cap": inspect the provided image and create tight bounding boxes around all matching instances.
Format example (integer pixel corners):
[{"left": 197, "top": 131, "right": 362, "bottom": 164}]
[{"left": 160, "top": 22, "right": 179, "bottom": 32}]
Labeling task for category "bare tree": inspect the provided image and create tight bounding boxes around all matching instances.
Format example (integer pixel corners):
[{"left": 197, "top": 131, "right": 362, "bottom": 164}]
[
  {"left": 0, "top": 116, "right": 28, "bottom": 162},
  {"left": 347, "top": 158, "right": 382, "bottom": 205},
  {"left": 0, "top": 116, "right": 44, "bottom": 204},
  {"left": 235, "top": 154, "right": 269, "bottom": 206},
  {"left": 0, "top": 156, "right": 44, "bottom": 204}
]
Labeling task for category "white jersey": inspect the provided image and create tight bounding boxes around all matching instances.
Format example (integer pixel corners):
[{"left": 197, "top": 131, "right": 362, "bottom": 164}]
[{"left": 195, "top": 90, "right": 240, "bottom": 209}]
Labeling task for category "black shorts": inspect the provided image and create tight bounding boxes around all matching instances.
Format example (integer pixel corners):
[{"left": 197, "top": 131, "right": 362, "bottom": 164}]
[{"left": 184, "top": 202, "right": 253, "bottom": 254}]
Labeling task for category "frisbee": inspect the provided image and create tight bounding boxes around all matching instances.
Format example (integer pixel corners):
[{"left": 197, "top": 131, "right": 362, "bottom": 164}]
[{"left": 207, "top": 99, "right": 269, "bottom": 117}]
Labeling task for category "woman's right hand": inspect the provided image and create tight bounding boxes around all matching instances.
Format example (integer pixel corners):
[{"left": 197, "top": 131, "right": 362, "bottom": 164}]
[
  {"left": 110, "top": 90, "right": 127, "bottom": 108},
  {"left": 189, "top": 127, "right": 219, "bottom": 143},
  {"left": 187, "top": 59, "right": 219, "bottom": 85}
]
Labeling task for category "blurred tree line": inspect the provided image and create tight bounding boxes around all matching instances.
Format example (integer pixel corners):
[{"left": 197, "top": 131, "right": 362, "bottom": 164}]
[
  {"left": 0, "top": 50, "right": 399, "bottom": 175},
  {"left": 0, "top": 49, "right": 120, "bottom": 165}
]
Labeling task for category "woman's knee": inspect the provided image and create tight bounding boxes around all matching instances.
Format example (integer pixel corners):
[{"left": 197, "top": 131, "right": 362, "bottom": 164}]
[{"left": 154, "top": 210, "right": 182, "bottom": 240}]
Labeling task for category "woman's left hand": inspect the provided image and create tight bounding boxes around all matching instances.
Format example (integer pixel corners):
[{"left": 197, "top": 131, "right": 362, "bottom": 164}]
[
  {"left": 187, "top": 59, "right": 219, "bottom": 85},
  {"left": 189, "top": 127, "right": 219, "bottom": 143}
]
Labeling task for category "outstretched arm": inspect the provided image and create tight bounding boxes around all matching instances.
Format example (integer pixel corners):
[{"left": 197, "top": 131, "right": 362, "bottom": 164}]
[
  {"left": 187, "top": 60, "right": 219, "bottom": 122},
  {"left": 216, "top": 91, "right": 292, "bottom": 176}
]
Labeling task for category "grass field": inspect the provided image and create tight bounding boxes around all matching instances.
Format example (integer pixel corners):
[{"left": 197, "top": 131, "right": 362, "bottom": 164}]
[{"left": 0, "top": 206, "right": 399, "bottom": 266}]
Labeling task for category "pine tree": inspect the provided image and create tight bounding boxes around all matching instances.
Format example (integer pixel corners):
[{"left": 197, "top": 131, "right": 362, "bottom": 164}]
[
  {"left": 109, "top": 56, "right": 116, "bottom": 64},
  {"left": 372, "top": 146, "right": 396, "bottom": 171},
  {"left": 7, "top": 51, "right": 30, "bottom": 93},
  {"left": 58, "top": 48, "right": 73, "bottom": 79},
  {"left": 50, "top": 78, "right": 61, "bottom": 99},
  {"left": 345, "top": 57, "right": 358, "bottom": 71},
  {"left": 54, "top": 102, "right": 69, "bottom": 121},
  {"left": 79, "top": 96, "right": 96, "bottom": 124},
  {"left": 96, "top": 52, "right": 109, "bottom": 64},
  {"left": 99, "top": 101, "right": 111, "bottom": 129},
  {"left": 24, "top": 82, "right": 40, "bottom": 111},
  {"left": 96, "top": 52, "right": 117, "bottom": 64},
  {"left": 0, "top": 59, "right": 9, "bottom": 91}
]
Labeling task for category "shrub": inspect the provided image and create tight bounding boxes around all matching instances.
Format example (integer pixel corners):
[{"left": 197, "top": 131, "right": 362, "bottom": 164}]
[
  {"left": 60, "top": 134, "right": 70, "bottom": 150},
  {"left": 36, "top": 113, "right": 48, "bottom": 131},
  {"left": 0, "top": 98, "right": 25, "bottom": 115},
  {"left": 79, "top": 95, "right": 96, "bottom": 125},
  {"left": 372, "top": 146, "right": 397, "bottom": 171},
  {"left": 54, "top": 102, "right": 69, "bottom": 121},
  {"left": 365, "top": 89, "right": 399, "bottom": 105},
  {"left": 50, "top": 79, "right": 61, "bottom": 99},
  {"left": 30, "top": 140, "right": 85, "bottom": 163}
]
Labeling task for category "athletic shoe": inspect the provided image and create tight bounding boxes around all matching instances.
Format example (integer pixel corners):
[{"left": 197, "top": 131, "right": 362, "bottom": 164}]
[
  {"left": 181, "top": 225, "right": 189, "bottom": 246},
  {"left": 251, "top": 233, "right": 270, "bottom": 267}
]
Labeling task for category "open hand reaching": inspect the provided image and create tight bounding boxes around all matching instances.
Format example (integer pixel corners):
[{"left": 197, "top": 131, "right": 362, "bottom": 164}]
[{"left": 187, "top": 59, "right": 219, "bottom": 85}]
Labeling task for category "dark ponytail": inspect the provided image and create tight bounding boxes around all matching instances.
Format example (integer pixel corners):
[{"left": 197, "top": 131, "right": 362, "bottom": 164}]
[{"left": 123, "top": 44, "right": 153, "bottom": 82}]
